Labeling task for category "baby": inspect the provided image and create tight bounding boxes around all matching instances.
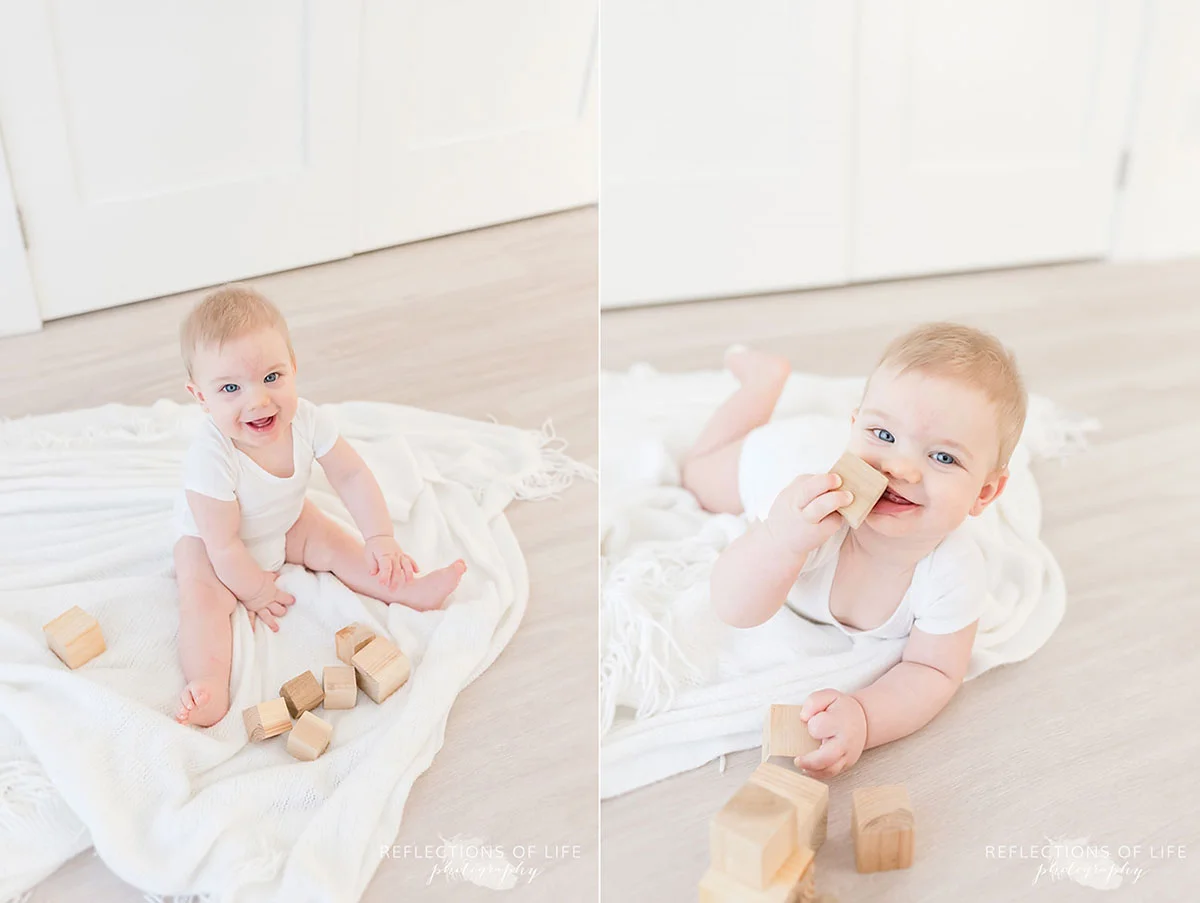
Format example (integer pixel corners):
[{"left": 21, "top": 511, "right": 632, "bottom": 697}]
[
  {"left": 172, "top": 284, "right": 466, "bottom": 727},
  {"left": 681, "top": 322, "right": 1026, "bottom": 778}
]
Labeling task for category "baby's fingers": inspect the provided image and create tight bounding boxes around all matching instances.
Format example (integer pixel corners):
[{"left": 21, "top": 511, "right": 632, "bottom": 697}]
[
  {"left": 276, "top": 590, "right": 295, "bottom": 607},
  {"left": 267, "top": 601, "right": 288, "bottom": 618},
  {"left": 400, "top": 555, "right": 416, "bottom": 583},
  {"left": 378, "top": 556, "right": 394, "bottom": 588},
  {"left": 803, "top": 754, "right": 848, "bottom": 780},
  {"left": 257, "top": 609, "right": 280, "bottom": 632},
  {"left": 796, "top": 739, "right": 843, "bottom": 773},
  {"left": 805, "top": 711, "right": 837, "bottom": 741},
  {"left": 801, "top": 488, "right": 853, "bottom": 524},
  {"left": 790, "top": 472, "right": 842, "bottom": 509}
]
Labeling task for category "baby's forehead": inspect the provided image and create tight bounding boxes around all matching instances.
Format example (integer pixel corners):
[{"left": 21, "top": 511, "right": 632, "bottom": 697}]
[
  {"left": 865, "top": 368, "right": 999, "bottom": 435},
  {"left": 191, "top": 329, "right": 288, "bottom": 372}
]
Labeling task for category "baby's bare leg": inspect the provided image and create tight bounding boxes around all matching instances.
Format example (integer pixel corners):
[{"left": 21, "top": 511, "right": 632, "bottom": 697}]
[
  {"left": 173, "top": 536, "right": 235, "bottom": 727},
  {"left": 681, "top": 347, "right": 792, "bottom": 513},
  {"left": 285, "top": 500, "right": 465, "bottom": 611}
]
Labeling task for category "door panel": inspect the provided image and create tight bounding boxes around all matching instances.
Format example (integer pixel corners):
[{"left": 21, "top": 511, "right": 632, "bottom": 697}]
[
  {"left": 854, "top": 0, "right": 1145, "bottom": 280},
  {"left": 355, "top": 0, "right": 597, "bottom": 252},
  {"left": 0, "top": 1, "right": 360, "bottom": 319},
  {"left": 601, "top": 1, "right": 854, "bottom": 308}
]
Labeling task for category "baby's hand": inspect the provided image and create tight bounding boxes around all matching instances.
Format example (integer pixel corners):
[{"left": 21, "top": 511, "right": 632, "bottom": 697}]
[
  {"left": 241, "top": 570, "right": 295, "bottom": 633},
  {"left": 765, "top": 473, "right": 853, "bottom": 556},
  {"left": 364, "top": 535, "right": 419, "bottom": 591},
  {"left": 793, "top": 688, "right": 868, "bottom": 779}
]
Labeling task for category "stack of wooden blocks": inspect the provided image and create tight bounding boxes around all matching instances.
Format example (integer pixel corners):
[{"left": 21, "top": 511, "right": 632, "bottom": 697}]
[
  {"left": 701, "top": 703, "right": 916, "bottom": 900},
  {"left": 699, "top": 758, "right": 826, "bottom": 902},
  {"left": 241, "top": 621, "right": 412, "bottom": 761}
]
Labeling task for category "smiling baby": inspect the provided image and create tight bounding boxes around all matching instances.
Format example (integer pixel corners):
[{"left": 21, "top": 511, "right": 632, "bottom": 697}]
[
  {"left": 171, "top": 284, "right": 466, "bottom": 727},
  {"left": 680, "top": 323, "right": 1027, "bottom": 778}
]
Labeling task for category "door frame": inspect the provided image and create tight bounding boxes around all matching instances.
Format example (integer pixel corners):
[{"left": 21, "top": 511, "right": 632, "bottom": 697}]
[{"left": 0, "top": 124, "right": 40, "bottom": 337}]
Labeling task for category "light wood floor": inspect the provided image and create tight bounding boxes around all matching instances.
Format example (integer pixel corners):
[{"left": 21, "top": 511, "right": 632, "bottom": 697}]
[
  {"left": 0, "top": 208, "right": 598, "bottom": 902},
  {"left": 601, "top": 260, "right": 1200, "bottom": 902}
]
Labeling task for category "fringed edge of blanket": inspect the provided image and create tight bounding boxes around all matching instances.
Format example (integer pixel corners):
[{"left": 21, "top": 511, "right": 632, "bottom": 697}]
[{"left": 513, "top": 420, "right": 597, "bottom": 501}]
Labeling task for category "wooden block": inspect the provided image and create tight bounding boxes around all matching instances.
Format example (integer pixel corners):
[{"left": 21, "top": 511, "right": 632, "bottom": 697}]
[
  {"left": 851, "top": 784, "right": 915, "bottom": 873},
  {"left": 335, "top": 623, "right": 376, "bottom": 664},
  {"left": 286, "top": 710, "right": 333, "bottom": 761},
  {"left": 710, "top": 783, "right": 797, "bottom": 890},
  {"left": 748, "top": 762, "right": 829, "bottom": 852},
  {"left": 699, "top": 846, "right": 815, "bottom": 903},
  {"left": 279, "top": 670, "right": 324, "bottom": 718},
  {"left": 351, "top": 636, "right": 411, "bottom": 704},
  {"left": 761, "top": 705, "right": 821, "bottom": 762},
  {"left": 42, "top": 606, "right": 106, "bottom": 669},
  {"left": 827, "top": 451, "right": 889, "bottom": 529},
  {"left": 323, "top": 664, "right": 357, "bottom": 709},
  {"left": 242, "top": 697, "right": 291, "bottom": 741}
]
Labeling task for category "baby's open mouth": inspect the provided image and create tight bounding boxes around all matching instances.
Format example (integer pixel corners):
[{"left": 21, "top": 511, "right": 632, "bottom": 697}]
[
  {"left": 245, "top": 414, "right": 276, "bottom": 432},
  {"left": 877, "top": 486, "right": 918, "bottom": 507}
]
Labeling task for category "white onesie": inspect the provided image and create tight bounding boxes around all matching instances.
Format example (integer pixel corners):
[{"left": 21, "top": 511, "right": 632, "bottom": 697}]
[
  {"left": 173, "top": 397, "right": 339, "bottom": 571},
  {"left": 738, "top": 415, "right": 986, "bottom": 640}
]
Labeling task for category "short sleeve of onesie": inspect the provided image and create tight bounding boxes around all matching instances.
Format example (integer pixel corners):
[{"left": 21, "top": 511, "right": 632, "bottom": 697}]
[
  {"left": 911, "top": 529, "right": 987, "bottom": 635},
  {"left": 181, "top": 420, "right": 237, "bottom": 502},
  {"left": 294, "top": 397, "right": 340, "bottom": 458}
]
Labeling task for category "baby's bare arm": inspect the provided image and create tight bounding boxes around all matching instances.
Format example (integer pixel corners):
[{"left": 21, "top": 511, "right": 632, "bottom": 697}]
[
  {"left": 711, "top": 521, "right": 810, "bottom": 627},
  {"left": 712, "top": 473, "right": 851, "bottom": 628},
  {"left": 186, "top": 490, "right": 272, "bottom": 602},
  {"left": 852, "top": 622, "right": 978, "bottom": 749},
  {"left": 316, "top": 438, "right": 393, "bottom": 539}
]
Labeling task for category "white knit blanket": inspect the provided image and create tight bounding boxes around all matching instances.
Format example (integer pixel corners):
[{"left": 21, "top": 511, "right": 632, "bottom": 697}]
[
  {"left": 600, "top": 365, "right": 1096, "bottom": 799},
  {"left": 0, "top": 399, "right": 589, "bottom": 902}
]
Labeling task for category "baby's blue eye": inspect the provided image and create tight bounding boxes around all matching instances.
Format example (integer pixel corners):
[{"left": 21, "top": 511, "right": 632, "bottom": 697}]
[
  {"left": 933, "top": 451, "right": 956, "bottom": 466},
  {"left": 872, "top": 428, "right": 895, "bottom": 443},
  {"left": 220, "top": 384, "right": 238, "bottom": 394},
  {"left": 264, "top": 372, "right": 279, "bottom": 383}
]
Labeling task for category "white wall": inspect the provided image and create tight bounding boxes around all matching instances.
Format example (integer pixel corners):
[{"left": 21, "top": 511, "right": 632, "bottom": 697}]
[
  {"left": 1112, "top": 0, "right": 1200, "bottom": 260},
  {"left": 0, "top": 133, "right": 40, "bottom": 337}
]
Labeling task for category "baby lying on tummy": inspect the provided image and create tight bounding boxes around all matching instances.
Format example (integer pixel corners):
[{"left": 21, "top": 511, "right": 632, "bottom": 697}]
[
  {"left": 681, "top": 322, "right": 1026, "bottom": 778},
  {"left": 172, "top": 284, "right": 466, "bottom": 727}
]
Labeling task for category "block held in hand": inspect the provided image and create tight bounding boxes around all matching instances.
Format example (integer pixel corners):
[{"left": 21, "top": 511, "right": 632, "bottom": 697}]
[{"left": 827, "top": 451, "right": 888, "bottom": 529}]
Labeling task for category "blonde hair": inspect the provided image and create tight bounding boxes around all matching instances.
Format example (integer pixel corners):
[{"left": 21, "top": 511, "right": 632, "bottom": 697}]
[
  {"left": 180, "top": 283, "right": 294, "bottom": 379},
  {"left": 871, "top": 322, "right": 1027, "bottom": 471}
]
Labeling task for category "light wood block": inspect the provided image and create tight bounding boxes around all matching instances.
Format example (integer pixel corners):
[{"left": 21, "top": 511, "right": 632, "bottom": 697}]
[
  {"left": 747, "top": 763, "right": 829, "bottom": 852},
  {"left": 42, "top": 606, "right": 106, "bottom": 669},
  {"left": 335, "top": 623, "right": 376, "bottom": 664},
  {"left": 851, "top": 784, "right": 915, "bottom": 873},
  {"left": 761, "top": 705, "right": 821, "bottom": 763},
  {"left": 242, "top": 697, "right": 292, "bottom": 742},
  {"left": 286, "top": 710, "right": 333, "bottom": 761},
  {"left": 352, "top": 636, "right": 411, "bottom": 704},
  {"left": 827, "top": 451, "right": 889, "bottom": 529},
  {"left": 699, "top": 846, "right": 815, "bottom": 903},
  {"left": 710, "top": 783, "right": 797, "bottom": 890},
  {"left": 279, "top": 670, "right": 324, "bottom": 718},
  {"left": 323, "top": 664, "right": 357, "bottom": 709}
]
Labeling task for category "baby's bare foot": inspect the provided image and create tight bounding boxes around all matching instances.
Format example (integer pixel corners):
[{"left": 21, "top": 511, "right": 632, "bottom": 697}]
[
  {"left": 176, "top": 679, "right": 230, "bottom": 728},
  {"left": 725, "top": 346, "right": 791, "bottom": 388},
  {"left": 389, "top": 559, "right": 467, "bottom": 612}
]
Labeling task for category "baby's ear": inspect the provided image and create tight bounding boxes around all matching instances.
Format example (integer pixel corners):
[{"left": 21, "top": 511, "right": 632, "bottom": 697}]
[
  {"left": 970, "top": 467, "right": 1009, "bottom": 517},
  {"left": 184, "top": 381, "right": 205, "bottom": 407}
]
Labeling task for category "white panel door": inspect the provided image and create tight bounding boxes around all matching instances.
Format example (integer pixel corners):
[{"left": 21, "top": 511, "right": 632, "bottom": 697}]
[
  {"left": 0, "top": 1, "right": 360, "bottom": 319},
  {"left": 355, "top": 0, "right": 597, "bottom": 252},
  {"left": 1112, "top": 0, "right": 1200, "bottom": 260},
  {"left": 854, "top": 0, "right": 1145, "bottom": 281},
  {"left": 601, "top": 1, "right": 855, "bottom": 308}
]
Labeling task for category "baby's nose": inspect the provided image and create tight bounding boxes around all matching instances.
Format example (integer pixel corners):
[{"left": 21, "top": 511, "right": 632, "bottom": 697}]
[{"left": 879, "top": 455, "right": 920, "bottom": 483}]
